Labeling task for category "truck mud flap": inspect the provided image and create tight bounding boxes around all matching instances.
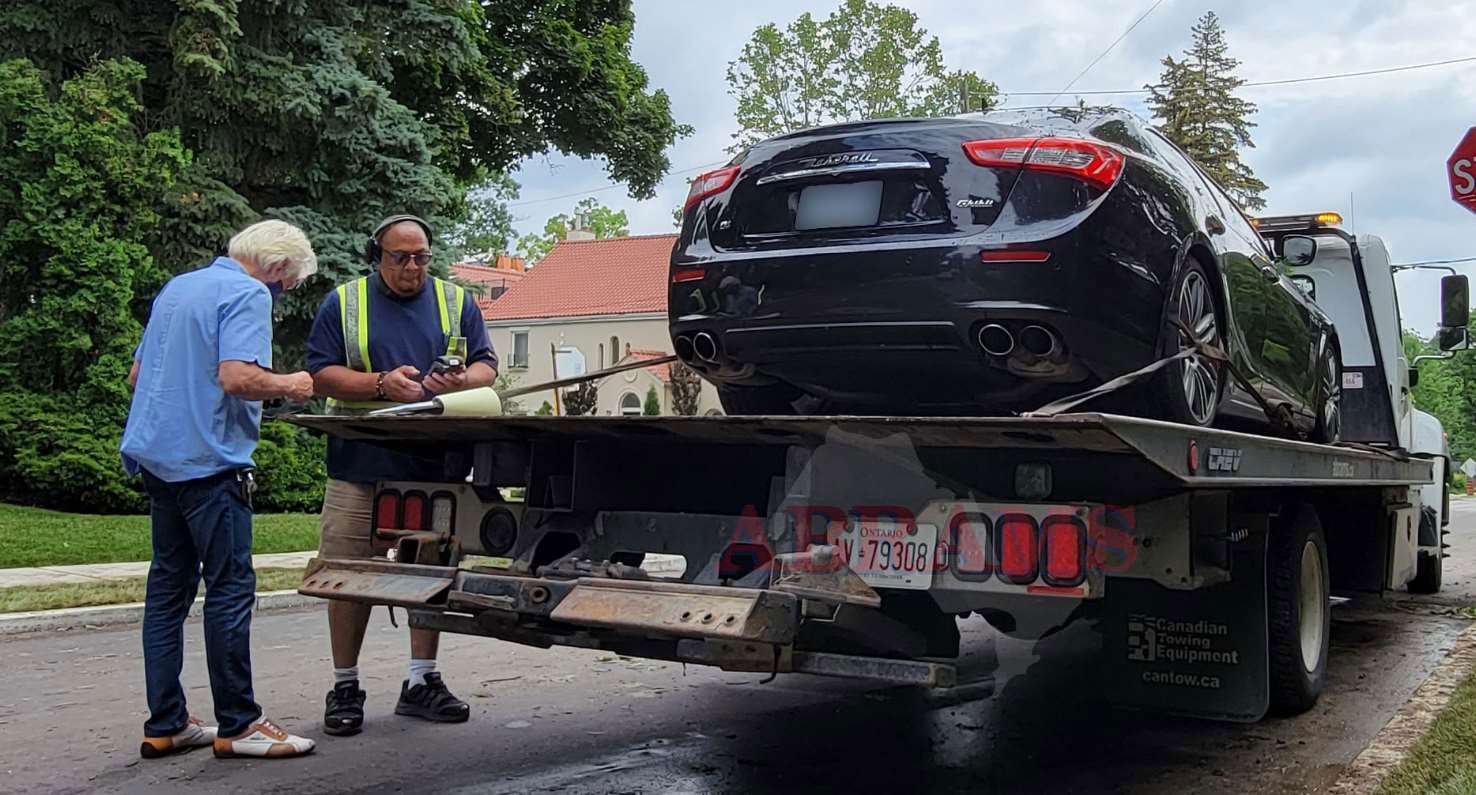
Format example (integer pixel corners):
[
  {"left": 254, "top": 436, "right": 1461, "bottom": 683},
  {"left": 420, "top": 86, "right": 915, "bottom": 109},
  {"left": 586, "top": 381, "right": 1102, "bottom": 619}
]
[
  {"left": 1102, "top": 533, "right": 1269, "bottom": 722},
  {"left": 299, "top": 558, "right": 455, "bottom": 609}
]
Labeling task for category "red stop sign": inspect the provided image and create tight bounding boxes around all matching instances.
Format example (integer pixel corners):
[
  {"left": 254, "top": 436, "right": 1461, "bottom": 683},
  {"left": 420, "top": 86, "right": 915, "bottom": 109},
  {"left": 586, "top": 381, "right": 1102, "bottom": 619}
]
[{"left": 1451, "top": 127, "right": 1476, "bottom": 214}]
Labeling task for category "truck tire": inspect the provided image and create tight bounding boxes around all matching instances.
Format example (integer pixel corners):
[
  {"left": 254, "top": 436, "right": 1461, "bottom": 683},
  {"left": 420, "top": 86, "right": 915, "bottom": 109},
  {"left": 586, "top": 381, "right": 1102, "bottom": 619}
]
[
  {"left": 1409, "top": 506, "right": 1443, "bottom": 595},
  {"left": 1267, "top": 505, "right": 1330, "bottom": 715}
]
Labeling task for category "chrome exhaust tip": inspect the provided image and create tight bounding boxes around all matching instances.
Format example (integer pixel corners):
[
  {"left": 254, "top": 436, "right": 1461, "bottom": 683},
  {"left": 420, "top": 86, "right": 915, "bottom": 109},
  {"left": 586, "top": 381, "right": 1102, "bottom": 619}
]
[
  {"left": 673, "top": 334, "right": 695, "bottom": 362},
  {"left": 1019, "top": 325, "right": 1058, "bottom": 358},
  {"left": 693, "top": 331, "right": 720, "bottom": 363},
  {"left": 978, "top": 324, "right": 1015, "bottom": 357}
]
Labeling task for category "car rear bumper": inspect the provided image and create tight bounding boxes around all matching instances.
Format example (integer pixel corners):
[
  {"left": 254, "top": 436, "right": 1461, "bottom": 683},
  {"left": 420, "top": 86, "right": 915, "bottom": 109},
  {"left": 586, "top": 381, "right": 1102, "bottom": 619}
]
[{"left": 669, "top": 239, "right": 1162, "bottom": 411}]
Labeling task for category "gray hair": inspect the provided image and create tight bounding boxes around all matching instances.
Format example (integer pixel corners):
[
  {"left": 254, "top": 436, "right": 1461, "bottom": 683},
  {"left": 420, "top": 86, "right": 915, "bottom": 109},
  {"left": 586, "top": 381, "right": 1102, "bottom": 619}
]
[{"left": 227, "top": 220, "right": 319, "bottom": 282}]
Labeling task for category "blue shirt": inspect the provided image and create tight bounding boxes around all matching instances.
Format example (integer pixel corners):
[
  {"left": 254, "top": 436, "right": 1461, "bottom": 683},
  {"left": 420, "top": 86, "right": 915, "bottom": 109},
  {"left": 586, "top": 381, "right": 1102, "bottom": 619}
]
[
  {"left": 121, "top": 257, "right": 273, "bottom": 482},
  {"left": 305, "top": 273, "right": 497, "bottom": 483}
]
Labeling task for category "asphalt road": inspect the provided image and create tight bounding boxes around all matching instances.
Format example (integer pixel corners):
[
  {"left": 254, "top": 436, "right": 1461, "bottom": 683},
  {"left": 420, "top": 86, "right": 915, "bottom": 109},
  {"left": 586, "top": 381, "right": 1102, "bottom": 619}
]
[{"left": 4, "top": 502, "right": 1475, "bottom": 795}]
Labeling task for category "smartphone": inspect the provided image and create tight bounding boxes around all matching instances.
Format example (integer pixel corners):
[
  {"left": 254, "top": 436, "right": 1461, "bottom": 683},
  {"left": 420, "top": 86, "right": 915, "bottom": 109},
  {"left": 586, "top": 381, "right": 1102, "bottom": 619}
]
[{"left": 430, "top": 356, "right": 465, "bottom": 375}]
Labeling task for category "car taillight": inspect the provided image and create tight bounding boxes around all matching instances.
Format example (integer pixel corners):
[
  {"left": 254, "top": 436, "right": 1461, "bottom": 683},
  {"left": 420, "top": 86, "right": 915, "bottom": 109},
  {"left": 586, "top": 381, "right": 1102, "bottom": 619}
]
[
  {"left": 1042, "top": 515, "right": 1086, "bottom": 586},
  {"left": 997, "top": 514, "right": 1039, "bottom": 584},
  {"left": 401, "top": 491, "right": 427, "bottom": 532},
  {"left": 374, "top": 490, "right": 401, "bottom": 531},
  {"left": 431, "top": 492, "right": 456, "bottom": 534},
  {"left": 672, "top": 267, "right": 707, "bottom": 283},
  {"left": 962, "top": 137, "right": 1124, "bottom": 191},
  {"left": 684, "top": 166, "right": 740, "bottom": 210}
]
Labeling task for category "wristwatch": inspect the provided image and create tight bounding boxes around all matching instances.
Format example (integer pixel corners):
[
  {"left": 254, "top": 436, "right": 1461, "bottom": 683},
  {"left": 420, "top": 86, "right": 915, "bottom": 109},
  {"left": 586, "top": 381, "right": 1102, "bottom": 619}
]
[{"left": 374, "top": 371, "right": 388, "bottom": 401}]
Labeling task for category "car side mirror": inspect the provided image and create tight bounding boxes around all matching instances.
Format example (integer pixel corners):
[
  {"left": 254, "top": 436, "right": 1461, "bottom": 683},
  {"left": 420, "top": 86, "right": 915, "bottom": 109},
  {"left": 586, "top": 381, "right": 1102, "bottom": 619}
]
[
  {"left": 1281, "top": 235, "right": 1317, "bottom": 267},
  {"left": 1441, "top": 274, "right": 1469, "bottom": 329},
  {"left": 1288, "top": 274, "right": 1316, "bottom": 301}
]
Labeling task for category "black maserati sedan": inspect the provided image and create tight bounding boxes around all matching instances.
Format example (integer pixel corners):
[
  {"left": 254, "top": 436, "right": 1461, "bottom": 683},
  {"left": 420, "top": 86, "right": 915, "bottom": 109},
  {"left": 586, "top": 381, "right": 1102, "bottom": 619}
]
[{"left": 668, "top": 107, "right": 1342, "bottom": 441}]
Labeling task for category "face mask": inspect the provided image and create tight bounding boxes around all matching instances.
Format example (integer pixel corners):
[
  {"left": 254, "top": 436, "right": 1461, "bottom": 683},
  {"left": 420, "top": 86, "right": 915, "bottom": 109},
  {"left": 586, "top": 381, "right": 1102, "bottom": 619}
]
[{"left": 268, "top": 281, "right": 284, "bottom": 302}]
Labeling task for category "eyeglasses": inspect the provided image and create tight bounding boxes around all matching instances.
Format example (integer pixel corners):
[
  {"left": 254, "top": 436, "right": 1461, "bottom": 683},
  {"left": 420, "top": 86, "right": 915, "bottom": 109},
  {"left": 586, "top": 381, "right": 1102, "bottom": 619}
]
[{"left": 386, "top": 250, "right": 433, "bottom": 268}]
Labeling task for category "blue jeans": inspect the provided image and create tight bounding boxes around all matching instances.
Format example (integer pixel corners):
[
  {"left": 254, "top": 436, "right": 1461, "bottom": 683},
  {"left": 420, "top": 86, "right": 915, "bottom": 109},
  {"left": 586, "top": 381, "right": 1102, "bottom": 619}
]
[{"left": 140, "top": 469, "right": 261, "bottom": 738}]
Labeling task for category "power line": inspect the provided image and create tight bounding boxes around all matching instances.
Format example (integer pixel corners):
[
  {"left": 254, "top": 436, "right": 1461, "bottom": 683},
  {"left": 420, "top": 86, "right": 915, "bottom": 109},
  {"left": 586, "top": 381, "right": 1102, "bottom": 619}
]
[
  {"left": 1395, "top": 257, "right": 1476, "bottom": 268},
  {"left": 506, "top": 160, "right": 725, "bottom": 209},
  {"left": 1046, "top": 0, "right": 1166, "bottom": 105},
  {"left": 1011, "top": 55, "right": 1476, "bottom": 97}
]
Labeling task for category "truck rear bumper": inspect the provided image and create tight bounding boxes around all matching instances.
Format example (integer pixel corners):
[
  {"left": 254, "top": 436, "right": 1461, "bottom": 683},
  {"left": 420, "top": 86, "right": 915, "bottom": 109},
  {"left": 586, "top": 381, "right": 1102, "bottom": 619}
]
[{"left": 301, "top": 557, "right": 957, "bottom": 687}]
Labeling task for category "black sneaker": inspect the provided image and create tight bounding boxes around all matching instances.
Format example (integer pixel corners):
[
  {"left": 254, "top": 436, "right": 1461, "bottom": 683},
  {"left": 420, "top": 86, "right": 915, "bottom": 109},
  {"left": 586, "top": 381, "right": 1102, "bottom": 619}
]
[
  {"left": 324, "top": 680, "right": 366, "bottom": 736},
  {"left": 394, "top": 672, "right": 470, "bottom": 723}
]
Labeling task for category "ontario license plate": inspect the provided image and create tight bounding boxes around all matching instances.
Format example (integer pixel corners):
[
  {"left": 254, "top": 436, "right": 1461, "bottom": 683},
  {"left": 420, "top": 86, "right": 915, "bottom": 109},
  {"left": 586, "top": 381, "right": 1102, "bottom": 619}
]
[{"left": 843, "top": 521, "right": 938, "bottom": 590}]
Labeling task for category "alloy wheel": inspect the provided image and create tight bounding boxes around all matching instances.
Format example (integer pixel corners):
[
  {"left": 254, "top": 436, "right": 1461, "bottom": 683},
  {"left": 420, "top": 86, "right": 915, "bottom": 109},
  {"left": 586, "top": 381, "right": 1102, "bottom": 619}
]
[
  {"left": 1176, "top": 270, "right": 1221, "bottom": 425},
  {"left": 1320, "top": 350, "right": 1342, "bottom": 443}
]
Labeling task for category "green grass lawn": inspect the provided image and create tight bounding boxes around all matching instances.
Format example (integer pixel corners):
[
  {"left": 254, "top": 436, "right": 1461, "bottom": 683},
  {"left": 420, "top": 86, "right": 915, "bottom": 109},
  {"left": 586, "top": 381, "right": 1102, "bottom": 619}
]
[
  {"left": 1376, "top": 668, "right": 1476, "bottom": 795},
  {"left": 0, "top": 567, "right": 307, "bottom": 613},
  {"left": 0, "top": 503, "right": 319, "bottom": 569}
]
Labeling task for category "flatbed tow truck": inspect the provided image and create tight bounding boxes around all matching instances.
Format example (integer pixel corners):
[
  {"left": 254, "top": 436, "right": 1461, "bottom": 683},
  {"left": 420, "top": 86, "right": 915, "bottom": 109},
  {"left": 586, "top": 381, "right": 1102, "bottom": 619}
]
[{"left": 292, "top": 213, "right": 1470, "bottom": 723}]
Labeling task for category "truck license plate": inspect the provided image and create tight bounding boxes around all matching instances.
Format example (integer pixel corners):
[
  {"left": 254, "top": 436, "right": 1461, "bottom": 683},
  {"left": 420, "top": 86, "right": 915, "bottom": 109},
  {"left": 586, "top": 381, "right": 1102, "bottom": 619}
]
[{"left": 844, "top": 522, "right": 938, "bottom": 590}]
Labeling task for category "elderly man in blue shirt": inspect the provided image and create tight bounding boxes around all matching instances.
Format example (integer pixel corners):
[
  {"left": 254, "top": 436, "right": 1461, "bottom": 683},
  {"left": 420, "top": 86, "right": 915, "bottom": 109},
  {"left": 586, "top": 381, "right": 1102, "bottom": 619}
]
[{"left": 122, "top": 219, "right": 319, "bottom": 760}]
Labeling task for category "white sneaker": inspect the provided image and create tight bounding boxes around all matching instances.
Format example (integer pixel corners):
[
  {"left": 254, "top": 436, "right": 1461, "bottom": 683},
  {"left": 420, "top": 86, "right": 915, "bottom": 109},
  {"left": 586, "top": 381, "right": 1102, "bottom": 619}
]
[
  {"left": 140, "top": 716, "right": 218, "bottom": 759},
  {"left": 213, "top": 717, "right": 316, "bottom": 759}
]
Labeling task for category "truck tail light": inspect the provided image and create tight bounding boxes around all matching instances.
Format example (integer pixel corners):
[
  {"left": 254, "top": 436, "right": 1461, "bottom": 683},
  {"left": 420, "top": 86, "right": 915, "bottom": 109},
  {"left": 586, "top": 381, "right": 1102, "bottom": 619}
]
[
  {"left": 374, "top": 490, "right": 402, "bottom": 531},
  {"left": 431, "top": 492, "right": 456, "bottom": 534},
  {"left": 684, "top": 166, "right": 740, "bottom": 210},
  {"left": 997, "top": 514, "right": 1039, "bottom": 584},
  {"left": 962, "top": 137, "right": 1124, "bottom": 191},
  {"left": 1042, "top": 515, "right": 1087, "bottom": 586},
  {"left": 401, "top": 491, "right": 427, "bottom": 532}
]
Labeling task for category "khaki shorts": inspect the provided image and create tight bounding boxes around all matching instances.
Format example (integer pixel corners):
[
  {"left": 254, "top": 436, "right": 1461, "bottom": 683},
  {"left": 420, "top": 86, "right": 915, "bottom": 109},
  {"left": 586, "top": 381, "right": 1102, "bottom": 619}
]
[{"left": 318, "top": 479, "right": 376, "bottom": 559}]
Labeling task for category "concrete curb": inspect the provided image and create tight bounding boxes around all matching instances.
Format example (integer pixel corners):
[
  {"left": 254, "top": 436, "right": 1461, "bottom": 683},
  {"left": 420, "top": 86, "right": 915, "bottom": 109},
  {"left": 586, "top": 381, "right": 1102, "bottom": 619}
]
[
  {"left": 1329, "top": 621, "right": 1476, "bottom": 794},
  {"left": 0, "top": 590, "right": 319, "bottom": 637}
]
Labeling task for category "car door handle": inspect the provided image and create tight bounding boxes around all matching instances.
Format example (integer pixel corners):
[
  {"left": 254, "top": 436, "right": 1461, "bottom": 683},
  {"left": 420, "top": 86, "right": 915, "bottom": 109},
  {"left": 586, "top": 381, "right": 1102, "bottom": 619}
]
[{"left": 1206, "top": 215, "right": 1226, "bottom": 235}]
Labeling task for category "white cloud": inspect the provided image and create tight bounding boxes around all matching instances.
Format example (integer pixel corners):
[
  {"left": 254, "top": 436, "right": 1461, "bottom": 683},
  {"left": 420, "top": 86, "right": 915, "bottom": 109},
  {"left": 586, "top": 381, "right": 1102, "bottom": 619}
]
[{"left": 507, "top": 0, "right": 1476, "bottom": 330}]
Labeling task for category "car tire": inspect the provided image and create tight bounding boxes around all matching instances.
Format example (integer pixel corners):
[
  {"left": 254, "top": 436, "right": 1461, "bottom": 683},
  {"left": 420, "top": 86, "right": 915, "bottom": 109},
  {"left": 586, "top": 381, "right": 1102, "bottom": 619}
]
[
  {"left": 1267, "top": 505, "right": 1330, "bottom": 715},
  {"left": 1158, "top": 258, "right": 1225, "bottom": 428},
  {"left": 718, "top": 383, "right": 802, "bottom": 416},
  {"left": 1409, "top": 505, "right": 1443, "bottom": 594},
  {"left": 1313, "top": 342, "right": 1342, "bottom": 444}
]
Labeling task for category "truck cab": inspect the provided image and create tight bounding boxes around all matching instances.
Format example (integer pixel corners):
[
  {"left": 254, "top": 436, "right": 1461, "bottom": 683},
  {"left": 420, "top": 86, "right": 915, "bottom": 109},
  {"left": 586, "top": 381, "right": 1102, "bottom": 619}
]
[{"left": 1257, "top": 211, "right": 1465, "bottom": 590}]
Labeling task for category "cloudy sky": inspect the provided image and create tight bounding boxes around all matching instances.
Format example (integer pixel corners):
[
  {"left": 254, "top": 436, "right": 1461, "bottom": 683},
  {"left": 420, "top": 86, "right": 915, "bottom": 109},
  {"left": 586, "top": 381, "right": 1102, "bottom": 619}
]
[{"left": 505, "top": 0, "right": 1476, "bottom": 333}]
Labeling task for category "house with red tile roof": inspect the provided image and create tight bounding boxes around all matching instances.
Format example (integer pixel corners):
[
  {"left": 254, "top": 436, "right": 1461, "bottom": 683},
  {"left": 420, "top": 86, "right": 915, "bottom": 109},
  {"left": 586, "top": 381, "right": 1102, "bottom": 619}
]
[
  {"left": 451, "top": 256, "right": 526, "bottom": 307},
  {"left": 482, "top": 234, "right": 720, "bottom": 416}
]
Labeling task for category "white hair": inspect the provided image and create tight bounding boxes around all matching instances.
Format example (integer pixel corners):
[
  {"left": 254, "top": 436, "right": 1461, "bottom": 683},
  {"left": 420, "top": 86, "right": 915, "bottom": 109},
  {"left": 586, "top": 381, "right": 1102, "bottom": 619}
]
[{"left": 227, "top": 219, "right": 319, "bottom": 282}]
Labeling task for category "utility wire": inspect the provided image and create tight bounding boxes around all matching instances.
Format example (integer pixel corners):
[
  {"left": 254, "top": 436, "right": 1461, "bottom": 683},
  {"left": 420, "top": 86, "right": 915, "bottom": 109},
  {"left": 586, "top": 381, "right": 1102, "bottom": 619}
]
[
  {"left": 1045, "top": 0, "right": 1166, "bottom": 106},
  {"left": 1394, "top": 257, "right": 1476, "bottom": 267},
  {"left": 1014, "top": 55, "right": 1476, "bottom": 97}
]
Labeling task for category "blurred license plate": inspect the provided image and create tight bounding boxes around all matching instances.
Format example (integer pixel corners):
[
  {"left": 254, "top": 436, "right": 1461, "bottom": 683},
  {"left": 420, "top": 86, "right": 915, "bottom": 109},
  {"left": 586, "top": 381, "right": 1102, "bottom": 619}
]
[
  {"left": 795, "top": 181, "right": 883, "bottom": 230},
  {"left": 844, "top": 521, "right": 937, "bottom": 590}
]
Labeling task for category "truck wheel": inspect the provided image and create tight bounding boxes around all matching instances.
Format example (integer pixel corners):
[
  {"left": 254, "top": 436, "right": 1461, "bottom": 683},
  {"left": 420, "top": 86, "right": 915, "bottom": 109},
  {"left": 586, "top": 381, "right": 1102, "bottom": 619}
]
[
  {"left": 1409, "top": 506, "right": 1443, "bottom": 594},
  {"left": 718, "top": 383, "right": 802, "bottom": 416},
  {"left": 1267, "top": 506, "right": 1330, "bottom": 715}
]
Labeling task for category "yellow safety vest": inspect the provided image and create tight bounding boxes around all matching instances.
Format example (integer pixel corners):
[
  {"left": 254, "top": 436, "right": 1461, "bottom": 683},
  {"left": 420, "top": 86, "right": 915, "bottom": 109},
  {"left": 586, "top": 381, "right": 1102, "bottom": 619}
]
[{"left": 326, "top": 276, "right": 467, "bottom": 413}]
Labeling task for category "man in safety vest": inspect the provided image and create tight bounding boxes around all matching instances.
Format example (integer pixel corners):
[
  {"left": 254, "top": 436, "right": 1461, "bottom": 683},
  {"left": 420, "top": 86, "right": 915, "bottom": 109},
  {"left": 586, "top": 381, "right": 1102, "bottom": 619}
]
[{"left": 304, "top": 215, "right": 498, "bottom": 736}]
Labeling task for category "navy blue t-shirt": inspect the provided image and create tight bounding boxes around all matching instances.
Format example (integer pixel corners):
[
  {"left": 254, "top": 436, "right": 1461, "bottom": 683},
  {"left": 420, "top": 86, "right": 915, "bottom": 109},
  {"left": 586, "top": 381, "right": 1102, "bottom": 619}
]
[{"left": 305, "top": 273, "right": 497, "bottom": 483}]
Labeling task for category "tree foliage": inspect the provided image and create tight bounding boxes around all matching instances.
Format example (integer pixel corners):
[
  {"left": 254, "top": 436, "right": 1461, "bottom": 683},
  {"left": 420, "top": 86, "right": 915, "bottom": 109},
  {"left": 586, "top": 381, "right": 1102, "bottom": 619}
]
[
  {"left": 1, "top": 0, "right": 690, "bottom": 367},
  {"left": 669, "top": 362, "right": 703, "bottom": 416},
  {"left": 725, "top": 0, "right": 998, "bottom": 152},
  {"left": 1407, "top": 328, "right": 1476, "bottom": 464},
  {"left": 518, "top": 197, "right": 630, "bottom": 264},
  {"left": 0, "top": 58, "right": 188, "bottom": 511},
  {"left": 563, "top": 381, "right": 599, "bottom": 416},
  {"left": 445, "top": 172, "right": 521, "bottom": 261},
  {"left": 1146, "top": 12, "right": 1268, "bottom": 210},
  {"left": 643, "top": 385, "right": 662, "bottom": 416}
]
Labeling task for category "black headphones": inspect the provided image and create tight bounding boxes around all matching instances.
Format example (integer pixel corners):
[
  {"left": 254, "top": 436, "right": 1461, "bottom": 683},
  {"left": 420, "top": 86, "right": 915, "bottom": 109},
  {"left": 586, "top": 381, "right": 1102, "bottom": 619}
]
[{"left": 364, "top": 214, "right": 434, "bottom": 265}]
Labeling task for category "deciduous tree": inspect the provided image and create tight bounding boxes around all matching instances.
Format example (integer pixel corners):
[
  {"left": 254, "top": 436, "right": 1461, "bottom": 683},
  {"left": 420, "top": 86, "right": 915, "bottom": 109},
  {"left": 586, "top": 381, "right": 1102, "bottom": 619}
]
[
  {"left": 725, "top": 0, "right": 998, "bottom": 152},
  {"left": 518, "top": 198, "right": 630, "bottom": 264}
]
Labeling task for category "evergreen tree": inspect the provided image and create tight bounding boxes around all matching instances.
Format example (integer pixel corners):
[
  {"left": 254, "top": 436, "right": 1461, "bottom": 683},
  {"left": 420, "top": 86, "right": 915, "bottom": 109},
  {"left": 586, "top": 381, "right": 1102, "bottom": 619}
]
[
  {"left": 563, "top": 381, "right": 599, "bottom": 416},
  {"left": 669, "top": 362, "right": 703, "bottom": 416},
  {"left": 1146, "top": 11, "right": 1268, "bottom": 210},
  {"left": 643, "top": 385, "right": 662, "bottom": 416}
]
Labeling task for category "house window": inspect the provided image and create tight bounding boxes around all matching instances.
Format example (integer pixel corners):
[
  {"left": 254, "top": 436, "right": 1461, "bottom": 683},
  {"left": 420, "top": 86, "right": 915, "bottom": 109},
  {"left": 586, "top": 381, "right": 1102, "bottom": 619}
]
[
  {"left": 598, "top": 343, "right": 604, "bottom": 370},
  {"left": 511, "top": 331, "right": 529, "bottom": 369},
  {"left": 610, "top": 336, "right": 620, "bottom": 361},
  {"left": 619, "top": 392, "right": 642, "bottom": 416}
]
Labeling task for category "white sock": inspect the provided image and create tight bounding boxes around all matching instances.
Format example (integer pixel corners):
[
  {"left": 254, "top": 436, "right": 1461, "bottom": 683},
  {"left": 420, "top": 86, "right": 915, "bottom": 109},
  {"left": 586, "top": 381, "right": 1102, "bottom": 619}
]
[
  {"left": 408, "top": 659, "right": 436, "bottom": 688},
  {"left": 334, "top": 666, "right": 359, "bottom": 685}
]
